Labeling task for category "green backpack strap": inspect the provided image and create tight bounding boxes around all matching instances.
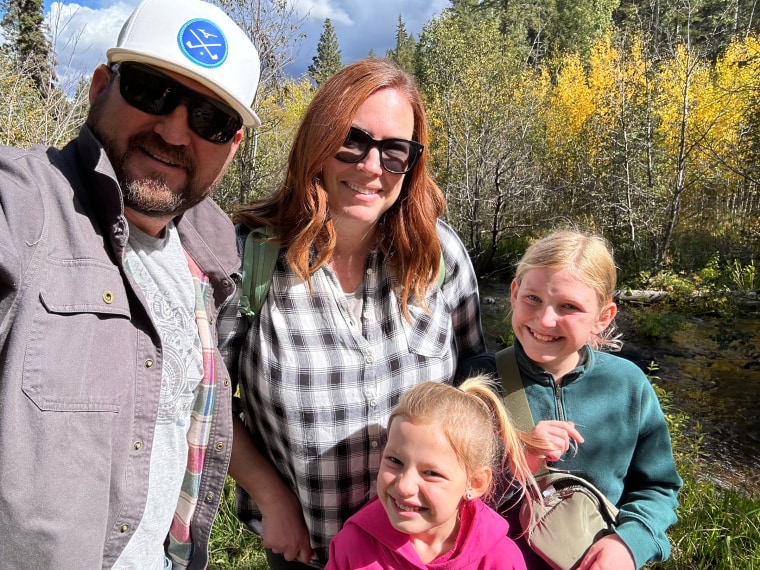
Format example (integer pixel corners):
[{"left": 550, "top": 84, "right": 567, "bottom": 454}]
[
  {"left": 239, "top": 226, "right": 279, "bottom": 323},
  {"left": 495, "top": 346, "right": 536, "bottom": 433}
]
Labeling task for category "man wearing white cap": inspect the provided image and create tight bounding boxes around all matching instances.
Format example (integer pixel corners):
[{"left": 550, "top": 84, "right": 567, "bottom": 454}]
[{"left": 0, "top": 0, "right": 261, "bottom": 568}]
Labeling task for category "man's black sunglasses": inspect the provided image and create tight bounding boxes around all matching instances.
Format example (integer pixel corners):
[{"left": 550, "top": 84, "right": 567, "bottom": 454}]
[
  {"left": 334, "top": 126, "right": 423, "bottom": 174},
  {"left": 111, "top": 62, "right": 243, "bottom": 144}
]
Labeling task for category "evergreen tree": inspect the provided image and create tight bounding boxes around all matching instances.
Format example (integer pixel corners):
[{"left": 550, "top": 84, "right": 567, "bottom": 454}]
[
  {"left": 550, "top": 0, "right": 618, "bottom": 58},
  {"left": 308, "top": 18, "right": 342, "bottom": 86},
  {"left": 482, "top": 0, "right": 617, "bottom": 62},
  {"left": 615, "top": 0, "right": 760, "bottom": 61},
  {"left": 475, "top": 0, "right": 558, "bottom": 62},
  {"left": 1, "top": 0, "right": 54, "bottom": 92},
  {"left": 387, "top": 15, "right": 417, "bottom": 75}
]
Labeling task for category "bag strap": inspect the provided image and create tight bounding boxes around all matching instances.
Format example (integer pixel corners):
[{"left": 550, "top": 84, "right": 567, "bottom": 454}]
[
  {"left": 496, "top": 346, "right": 536, "bottom": 433},
  {"left": 239, "top": 226, "right": 279, "bottom": 323},
  {"left": 436, "top": 253, "right": 445, "bottom": 288},
  {"left": 537, "top": 472, "right": 620, "bottom": 521},
  {"left": 497, "top": 347, "right": 557, "bottom": 479}
]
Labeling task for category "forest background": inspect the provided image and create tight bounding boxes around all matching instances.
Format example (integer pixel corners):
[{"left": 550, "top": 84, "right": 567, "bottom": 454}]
[
  {"left": 4, "top": 0, "right": 760, "bottom": 285},
  {"left": 2, "top": 0, "right": 759, "bottom": 567}
]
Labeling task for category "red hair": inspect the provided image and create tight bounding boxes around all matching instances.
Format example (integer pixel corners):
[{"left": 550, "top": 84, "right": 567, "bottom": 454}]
[{"left": 234, "top": 58, "right": 446, "bottom": 317}]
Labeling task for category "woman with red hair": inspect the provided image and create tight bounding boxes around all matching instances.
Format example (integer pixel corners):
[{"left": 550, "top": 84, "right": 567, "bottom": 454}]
[{"left": 220, "top": 58, "right": 486, "bottom": 569}]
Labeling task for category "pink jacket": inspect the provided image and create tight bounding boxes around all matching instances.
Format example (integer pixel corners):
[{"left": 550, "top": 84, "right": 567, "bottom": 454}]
[{"left": 326, "top": 497, "right": 527, "bottom": 570}]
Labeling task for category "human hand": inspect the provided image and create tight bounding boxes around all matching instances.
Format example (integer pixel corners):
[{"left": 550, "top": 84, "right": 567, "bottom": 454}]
[
  {"left": 578, "top": 534, "right": 635, "bottom": 570},
  {"left": 259, "top": 489, "right": 314, "bottom": 564},
  {"left": 531, "top": 420, "right": 584, "bottom": 462}
]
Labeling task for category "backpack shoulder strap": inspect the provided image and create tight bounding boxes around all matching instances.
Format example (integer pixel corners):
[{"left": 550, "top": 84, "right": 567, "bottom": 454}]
[
  {"left": 495, "top": 346, "right": 536, "bottom": 432},
  {"left": 436, "top": 251, "right": 445, "bottom": 288},
  {"left": 239, "top": 226, "right": 279, "bottom": 323}
]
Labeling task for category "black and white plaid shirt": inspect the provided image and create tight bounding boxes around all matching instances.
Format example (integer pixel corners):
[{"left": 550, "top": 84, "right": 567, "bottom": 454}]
[{"left": 217, "top": 219, "right": 485, "bottom": 561}]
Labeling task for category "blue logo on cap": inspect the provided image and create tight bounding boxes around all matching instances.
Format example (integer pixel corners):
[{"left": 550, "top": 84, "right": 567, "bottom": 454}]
[{"left": 178, "top": 18, "right": 228, "bottom": 68}]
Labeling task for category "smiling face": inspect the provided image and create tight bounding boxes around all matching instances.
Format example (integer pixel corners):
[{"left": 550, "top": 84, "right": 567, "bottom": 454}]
[
  {"left": 86, "top": 64, "right": 241, "bottom": 233},
  {"left": 321, "top": 87, "right": 414, "bottom": 234},
  {"left": 511, "top": 267, "right": 616, "bottom": 380},
  {"left": 376, "top": 417, "right": 472, "bottom": 554}
]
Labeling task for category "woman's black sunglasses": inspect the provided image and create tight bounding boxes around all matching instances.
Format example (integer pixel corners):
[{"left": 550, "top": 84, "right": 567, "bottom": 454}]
[
  {"left": 334, "top": 126, "right": 424, "bottom": 174},
  {"left": 111, "top": 62, "right": 243, "bottom": 144}
]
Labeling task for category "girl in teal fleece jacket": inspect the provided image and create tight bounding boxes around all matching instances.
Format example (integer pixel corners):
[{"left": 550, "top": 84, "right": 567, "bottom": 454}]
[
  {"left": 326, "top": 377, "right": 550, "bottom": 569},
  {"left": 502, "top": 230, "right": 682, "bottom": 570}
]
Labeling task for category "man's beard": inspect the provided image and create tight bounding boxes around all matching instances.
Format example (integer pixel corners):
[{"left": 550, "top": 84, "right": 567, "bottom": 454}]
[
  {"left": 87, "top": 101, "right": 215, "bottom": 218},
  {"left": 115, "top": 132, "right": 212, "bottom": 217}
]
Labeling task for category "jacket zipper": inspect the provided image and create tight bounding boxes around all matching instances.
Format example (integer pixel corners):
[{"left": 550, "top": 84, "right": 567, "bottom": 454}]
[{"left": 552, "top": 379, "right": 565, "bottom": 422}]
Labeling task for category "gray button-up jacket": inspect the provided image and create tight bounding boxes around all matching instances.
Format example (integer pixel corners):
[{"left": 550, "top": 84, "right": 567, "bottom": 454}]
[{"left": 0, "top": 126, "right": 238, "bottom": 569}]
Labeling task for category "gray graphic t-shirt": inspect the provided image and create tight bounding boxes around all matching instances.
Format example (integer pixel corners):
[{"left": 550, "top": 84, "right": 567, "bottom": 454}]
[{"left": 113, "top": 221, "right": 203, "bottom": 570}]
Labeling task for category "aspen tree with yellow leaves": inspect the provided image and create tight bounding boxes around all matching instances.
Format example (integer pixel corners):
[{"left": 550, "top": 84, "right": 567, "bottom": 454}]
[
  {"left": 215, "top": 77, "right": 314, "bottom": 212},
  {"left": 535, "top": 28, "right": 759, "bottom": 271},
  {"left": 698, "top": 36, "right": 760, "bottom": 250}
]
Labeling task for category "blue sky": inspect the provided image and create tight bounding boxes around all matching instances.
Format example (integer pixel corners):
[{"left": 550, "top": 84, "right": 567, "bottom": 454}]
[{"left": 41, "top": 0, "right": 449, "bottom": 91}]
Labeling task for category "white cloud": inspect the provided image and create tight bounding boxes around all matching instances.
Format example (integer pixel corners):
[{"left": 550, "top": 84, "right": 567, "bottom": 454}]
[
  {"left": 289, "top": 0, "right": 352, "bottom": 25},
  {"left": 47, "top": 1, "right": 137, "bottom": 90}
]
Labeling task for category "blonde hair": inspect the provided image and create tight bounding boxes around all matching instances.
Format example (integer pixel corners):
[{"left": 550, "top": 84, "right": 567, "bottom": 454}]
[
  {"left": 515, "top": 230, "right": 621, "bottom": 351},
  {"left": 389, "top": 377, "right": 549, "bottom": 502}
]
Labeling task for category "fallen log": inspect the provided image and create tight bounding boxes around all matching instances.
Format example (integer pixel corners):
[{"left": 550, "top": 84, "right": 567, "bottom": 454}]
[
  {"left": 614, "top": 289, "right": 759, "bottom": 307},
  {"left": 614, "top": 290, "right": 668, "bottom": 303}
]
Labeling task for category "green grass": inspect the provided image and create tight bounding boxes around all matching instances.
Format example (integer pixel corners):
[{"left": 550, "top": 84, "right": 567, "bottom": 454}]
[
  {"left": 208, "top": 477, "right": 268, "bottom": 570},
  {"left": 651, "top": 480, "right": 760, "bottom": 569},
  {"left": 209, "top": 386, "right": 760, "bottom": 569},
  {"left": 645, "top": 385, "right": 760, "bottom": 569}
]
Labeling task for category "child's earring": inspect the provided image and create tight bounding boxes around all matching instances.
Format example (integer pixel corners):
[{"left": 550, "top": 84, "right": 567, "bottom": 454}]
[{"left": 466, "top": 492, "right": 473, "bottom": 501}]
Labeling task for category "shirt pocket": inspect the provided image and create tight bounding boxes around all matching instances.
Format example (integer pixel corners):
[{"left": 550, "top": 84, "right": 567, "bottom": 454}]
[
  {"left": 401, "top": 288, "right": 453, "bottom": 358},
  {"left": 22, "top": 259, "right": 132, "bottom": 412}
]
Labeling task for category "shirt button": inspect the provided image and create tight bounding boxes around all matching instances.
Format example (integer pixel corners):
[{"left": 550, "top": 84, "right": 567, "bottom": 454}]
[
  {"left": 120, "top": 524, "right": 130, "bottom": 533},
  {"left": 366, "top": 268, "right": 373, "bottom": 275},
  {"left": 215, "top": 441, "right": 225, "bottom": 452},
  {"left": 204, "top": 492, "right": 215, "bottom": 503},
  {"left": 370, "top": 399, "right": 377, "bottom": 407},
  {"left": 144, "top": 359, "right": 154, "bottom": 368},
  {"left": 102, "top": 290, "right": 114, "bottom": 304},
  {"left": 221, "top": 279, "right": 231, "bottom": 289},
  {"left": 365, "top": 355, "right": 374, "bottom": 364},
  {"left": 133, "top": 441, "right": 142, "bottom": 451},
  {"left": 370, "top": 441, "right": 379, "bottom": 448}
]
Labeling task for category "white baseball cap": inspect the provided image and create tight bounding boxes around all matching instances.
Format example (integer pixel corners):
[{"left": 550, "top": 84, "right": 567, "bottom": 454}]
[{"left": 107, "top": 0, "right": 261, "bottom": 128}]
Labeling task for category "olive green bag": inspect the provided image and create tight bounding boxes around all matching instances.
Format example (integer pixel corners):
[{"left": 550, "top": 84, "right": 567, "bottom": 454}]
[{"left": 496, "top": 347, "right": 619, "bottom": 570}]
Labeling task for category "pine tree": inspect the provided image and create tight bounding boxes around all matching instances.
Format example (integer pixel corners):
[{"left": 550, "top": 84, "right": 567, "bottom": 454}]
[
  {"left": 308, "top": 18, "right": 342, "bottom": 87},
  {"left": 387, "top": 15, "right": 417, "bottom": 75},
  {"left": 1, "top": 0, "right": 54, "bottom": 93}
]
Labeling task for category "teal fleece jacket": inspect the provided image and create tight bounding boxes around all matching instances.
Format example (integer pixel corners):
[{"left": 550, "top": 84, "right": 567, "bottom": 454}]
[{"left": 513, "top": 340, "right": 682, "bottom": 568}]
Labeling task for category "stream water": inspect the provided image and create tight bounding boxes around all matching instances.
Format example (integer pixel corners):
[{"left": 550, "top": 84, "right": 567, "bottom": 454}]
[{"left": 478, "top": 279, "right": 760, "bottom": 495}]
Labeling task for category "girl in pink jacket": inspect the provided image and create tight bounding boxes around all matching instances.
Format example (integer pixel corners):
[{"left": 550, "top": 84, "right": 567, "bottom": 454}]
[{"left": 326, "top": 376, "right": 548, "bottom": 569}]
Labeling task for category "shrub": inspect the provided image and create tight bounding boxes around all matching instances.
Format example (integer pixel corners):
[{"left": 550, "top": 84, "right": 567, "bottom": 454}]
[{"left": 627, "top": 306, "right": 689, "bottom": 340}]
